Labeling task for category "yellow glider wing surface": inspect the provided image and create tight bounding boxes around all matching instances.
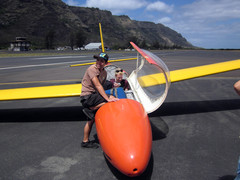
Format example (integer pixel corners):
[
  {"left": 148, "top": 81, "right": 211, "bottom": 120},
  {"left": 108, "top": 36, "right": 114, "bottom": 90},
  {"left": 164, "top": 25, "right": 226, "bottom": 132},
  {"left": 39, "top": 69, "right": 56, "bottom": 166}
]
[
  {"left": 0, "top": 59, "right": 239, "bottom": 101},
  {"left": 138, "top": 59, "right": 240, "bottom": 87},
  {"left": 170, "top": 59, "right": 240, "bottom": 83},
  {"left": 0, "top": 84, "right": 82, "bottom": 101}
]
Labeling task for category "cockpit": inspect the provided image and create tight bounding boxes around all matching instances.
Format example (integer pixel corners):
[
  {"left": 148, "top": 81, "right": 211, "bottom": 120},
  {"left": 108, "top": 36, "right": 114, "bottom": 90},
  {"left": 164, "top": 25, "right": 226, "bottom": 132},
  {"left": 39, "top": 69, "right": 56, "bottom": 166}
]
[{"left": 104, "top": 42, "right": 171, "bottom": 114}]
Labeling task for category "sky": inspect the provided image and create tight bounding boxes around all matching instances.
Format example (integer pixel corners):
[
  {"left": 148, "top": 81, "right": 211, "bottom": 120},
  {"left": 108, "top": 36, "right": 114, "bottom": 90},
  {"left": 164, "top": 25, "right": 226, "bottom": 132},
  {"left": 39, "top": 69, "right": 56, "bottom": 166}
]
[{"left": 62, "top": 0, "right": 240, "bottom": 49}]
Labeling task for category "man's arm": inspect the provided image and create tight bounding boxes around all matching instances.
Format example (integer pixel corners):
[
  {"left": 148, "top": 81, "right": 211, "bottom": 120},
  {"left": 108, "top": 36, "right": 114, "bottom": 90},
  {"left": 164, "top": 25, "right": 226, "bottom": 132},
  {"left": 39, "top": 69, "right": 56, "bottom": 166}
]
[{"left": 92, "top": 77, "right": 118, "bottom": 102}]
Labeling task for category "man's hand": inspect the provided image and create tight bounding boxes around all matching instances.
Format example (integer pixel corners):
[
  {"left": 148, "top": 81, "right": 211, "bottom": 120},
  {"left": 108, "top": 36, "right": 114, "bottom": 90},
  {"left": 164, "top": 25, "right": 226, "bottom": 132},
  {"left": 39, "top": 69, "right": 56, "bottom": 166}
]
[
  {"left": 234, "top": 80, "right": 240, "bottom": 96},
  {"left": 108, "top": 95, "right": 119, "bottom": 102}
]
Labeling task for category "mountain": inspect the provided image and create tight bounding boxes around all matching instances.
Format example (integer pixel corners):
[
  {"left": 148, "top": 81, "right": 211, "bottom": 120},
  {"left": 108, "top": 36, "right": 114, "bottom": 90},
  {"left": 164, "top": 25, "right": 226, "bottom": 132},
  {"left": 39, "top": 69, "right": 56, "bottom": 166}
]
[{"left": 0, "top": 0, "right": 194, "bottom": 49}]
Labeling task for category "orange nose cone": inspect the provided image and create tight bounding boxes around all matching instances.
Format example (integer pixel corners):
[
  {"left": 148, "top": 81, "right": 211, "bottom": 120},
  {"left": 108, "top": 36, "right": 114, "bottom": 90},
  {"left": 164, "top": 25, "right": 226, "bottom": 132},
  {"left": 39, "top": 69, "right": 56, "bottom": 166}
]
[{"left": 95, "top": 99, "right": 152, "bottom": 177}]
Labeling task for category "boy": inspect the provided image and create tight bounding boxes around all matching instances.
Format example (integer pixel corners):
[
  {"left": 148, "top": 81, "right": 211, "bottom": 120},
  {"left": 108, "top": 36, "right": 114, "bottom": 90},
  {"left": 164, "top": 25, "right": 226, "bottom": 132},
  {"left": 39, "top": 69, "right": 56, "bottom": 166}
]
[{"left": 80, "top": 52, "right": 118, "bottom": 148}]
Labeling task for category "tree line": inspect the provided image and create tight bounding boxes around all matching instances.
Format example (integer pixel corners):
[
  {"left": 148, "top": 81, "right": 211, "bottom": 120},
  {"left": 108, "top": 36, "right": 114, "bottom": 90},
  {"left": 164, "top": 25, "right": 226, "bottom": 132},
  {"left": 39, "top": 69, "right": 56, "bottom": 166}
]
[
  {"left": 44, "top": 29, "right": 86, "bottom": 50},
  {"left": 43, "top": 31, "right": 184, "bottom": 50}
]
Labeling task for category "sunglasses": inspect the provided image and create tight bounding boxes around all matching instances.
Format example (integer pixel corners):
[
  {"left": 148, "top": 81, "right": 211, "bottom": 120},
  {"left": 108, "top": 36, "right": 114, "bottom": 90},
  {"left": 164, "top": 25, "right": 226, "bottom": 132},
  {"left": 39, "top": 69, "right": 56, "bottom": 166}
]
[{"left": 116, "top": 69, "right": 123, "bottom": 73}]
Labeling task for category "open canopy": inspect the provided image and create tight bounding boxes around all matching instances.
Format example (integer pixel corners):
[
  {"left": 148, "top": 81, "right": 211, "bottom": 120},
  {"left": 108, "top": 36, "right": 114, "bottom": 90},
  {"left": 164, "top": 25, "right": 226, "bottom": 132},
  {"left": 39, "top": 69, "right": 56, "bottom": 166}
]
[{"left": 128, "top": 42, "right": 171, "bottom": 113}]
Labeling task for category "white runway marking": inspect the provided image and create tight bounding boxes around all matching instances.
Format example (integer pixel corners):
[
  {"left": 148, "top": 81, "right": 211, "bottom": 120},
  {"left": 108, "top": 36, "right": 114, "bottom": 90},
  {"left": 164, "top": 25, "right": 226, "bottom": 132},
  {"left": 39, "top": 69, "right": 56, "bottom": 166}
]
[
  {"left": 0, "top": 60, "right": 93, "bottom": 70},
  {"left": 33, "top": 56, "right": 87, "bottom": 60}
]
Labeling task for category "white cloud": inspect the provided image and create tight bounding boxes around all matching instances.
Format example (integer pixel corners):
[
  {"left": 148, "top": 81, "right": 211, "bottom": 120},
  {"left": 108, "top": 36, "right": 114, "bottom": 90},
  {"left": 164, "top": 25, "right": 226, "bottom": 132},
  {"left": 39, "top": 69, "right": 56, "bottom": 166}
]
[
  {"left": 146, "top": 1, "right": 173, "bottom": 13},
  {"left": 171, "top": 0, "right": 240, "bottom": 34},
  {"left": 157, "top": 17, "right": 171, "bottom": 24},
  {"left": 85, "top": 0, "right": 146, "bottom": 14},
  {"left": 64, "top": 0, "right": 81, "bottom": 6},
  {"left": 182, "top": 0, "right": 240, "bottom": 22},
  {"left": 161, "top": 0, "right": 240, "bottom": 48}
]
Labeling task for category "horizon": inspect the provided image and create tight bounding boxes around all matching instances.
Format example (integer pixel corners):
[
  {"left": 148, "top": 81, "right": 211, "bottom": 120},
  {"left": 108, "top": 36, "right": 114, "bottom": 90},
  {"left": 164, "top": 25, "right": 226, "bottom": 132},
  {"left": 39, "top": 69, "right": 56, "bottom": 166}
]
[{"left": 62, "top": 0, "right": 240, "bottom": 49}]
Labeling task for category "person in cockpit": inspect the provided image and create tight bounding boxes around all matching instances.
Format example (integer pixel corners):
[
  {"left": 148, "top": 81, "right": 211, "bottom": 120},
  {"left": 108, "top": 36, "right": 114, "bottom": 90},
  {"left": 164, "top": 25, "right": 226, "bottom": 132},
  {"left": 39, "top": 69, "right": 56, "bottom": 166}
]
[{"left": 110, "top": 68, "right": 130, "bottom": 91}]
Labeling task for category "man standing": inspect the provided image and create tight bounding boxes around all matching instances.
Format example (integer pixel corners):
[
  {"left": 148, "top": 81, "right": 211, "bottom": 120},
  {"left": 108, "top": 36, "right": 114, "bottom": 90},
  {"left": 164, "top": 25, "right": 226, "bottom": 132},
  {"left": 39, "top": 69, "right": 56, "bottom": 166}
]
[{"left": 80, "top": 52, "right": 118, "bottom": 148}]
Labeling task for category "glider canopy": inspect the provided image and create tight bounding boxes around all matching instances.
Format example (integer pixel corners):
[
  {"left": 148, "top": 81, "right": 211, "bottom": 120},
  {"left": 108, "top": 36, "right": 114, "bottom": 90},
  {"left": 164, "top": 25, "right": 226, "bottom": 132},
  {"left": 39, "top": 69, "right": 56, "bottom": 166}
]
[{"left": 128, "top": 42, "right": 171, "bottom": 113}]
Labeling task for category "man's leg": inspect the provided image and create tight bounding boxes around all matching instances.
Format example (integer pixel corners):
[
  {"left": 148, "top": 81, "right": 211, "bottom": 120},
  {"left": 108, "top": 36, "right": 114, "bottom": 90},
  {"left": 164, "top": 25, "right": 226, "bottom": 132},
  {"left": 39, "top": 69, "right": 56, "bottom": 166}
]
[
  {"left": 83, "top": 119, "right": 94, "bottom": 142},
  {"left": 81, "top": 119, "right": 99, "bottom": 148},
  {"left": 81, "top": 94, "right": 108, "bottom": 148},
  {"left": 90, "top": 102, "right": 105, "bottom": 110},
  {"left": 82, "top": 103, "right": 105, "bottom": 142},
  {"left": 83, "top": 102, "right": 105, "bottom": 120}
]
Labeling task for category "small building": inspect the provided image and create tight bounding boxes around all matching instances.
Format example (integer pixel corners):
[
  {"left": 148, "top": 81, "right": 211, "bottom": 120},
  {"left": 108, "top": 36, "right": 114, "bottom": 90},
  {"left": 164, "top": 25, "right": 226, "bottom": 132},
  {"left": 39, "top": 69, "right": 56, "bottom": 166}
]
[
  {"left": 9, "top": 37, "right": 31, "bottom": 51},
  {"left": 84, "top": 42, "right": 102, "bottom": 50}
]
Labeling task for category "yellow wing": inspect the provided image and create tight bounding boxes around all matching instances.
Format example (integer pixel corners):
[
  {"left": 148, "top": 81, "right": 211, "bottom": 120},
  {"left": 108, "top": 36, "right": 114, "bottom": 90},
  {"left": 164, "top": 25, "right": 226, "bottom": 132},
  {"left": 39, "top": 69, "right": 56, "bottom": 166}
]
[
  {"left": 0, "top": 84, "right": 82, "bottom": 101},
  {"left": 138, "top": 59, "right": 240, "bottom": 87},
  {"left": 0, "top": 59, "right": 239, "bottom": 101},
  {"left": 170, "top": 59, "right": 240, "bottom": 82}
]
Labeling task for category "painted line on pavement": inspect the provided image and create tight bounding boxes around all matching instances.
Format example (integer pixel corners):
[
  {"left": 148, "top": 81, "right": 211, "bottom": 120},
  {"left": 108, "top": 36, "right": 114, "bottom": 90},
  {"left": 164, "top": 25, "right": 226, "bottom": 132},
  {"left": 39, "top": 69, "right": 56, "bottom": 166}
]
[{"left": 0, "top": 60, "right": 90, "bottom": 70}]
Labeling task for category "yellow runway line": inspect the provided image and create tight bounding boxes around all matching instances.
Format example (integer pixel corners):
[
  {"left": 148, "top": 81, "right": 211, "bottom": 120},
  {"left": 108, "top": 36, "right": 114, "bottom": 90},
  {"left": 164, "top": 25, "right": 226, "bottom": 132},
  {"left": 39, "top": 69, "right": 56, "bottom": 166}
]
[{"left": 70, "top": 57, "right": 137, "bottom": 67}]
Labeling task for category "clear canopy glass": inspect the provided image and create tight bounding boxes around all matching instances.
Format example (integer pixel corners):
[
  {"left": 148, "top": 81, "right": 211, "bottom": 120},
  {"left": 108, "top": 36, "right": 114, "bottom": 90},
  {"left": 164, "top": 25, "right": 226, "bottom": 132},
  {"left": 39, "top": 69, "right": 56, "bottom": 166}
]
[{"left": 128, "top": 49, "right": 171, "bottom": 113}]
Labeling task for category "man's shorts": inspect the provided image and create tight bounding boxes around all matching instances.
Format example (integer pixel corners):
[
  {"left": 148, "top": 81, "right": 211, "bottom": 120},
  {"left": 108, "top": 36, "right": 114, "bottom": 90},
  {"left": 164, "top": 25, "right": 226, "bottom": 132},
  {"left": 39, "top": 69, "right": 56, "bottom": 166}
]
[{"left": 80, "top": 92, "right": 108, "bottom": 108}]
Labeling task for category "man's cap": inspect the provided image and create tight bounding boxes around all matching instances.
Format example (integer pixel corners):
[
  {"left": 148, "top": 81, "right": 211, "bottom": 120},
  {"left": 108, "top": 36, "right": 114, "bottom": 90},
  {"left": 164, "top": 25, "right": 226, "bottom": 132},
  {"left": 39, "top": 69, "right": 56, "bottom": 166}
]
[{"left": 93, "top": 52, "right": 109, "bottom": 62}]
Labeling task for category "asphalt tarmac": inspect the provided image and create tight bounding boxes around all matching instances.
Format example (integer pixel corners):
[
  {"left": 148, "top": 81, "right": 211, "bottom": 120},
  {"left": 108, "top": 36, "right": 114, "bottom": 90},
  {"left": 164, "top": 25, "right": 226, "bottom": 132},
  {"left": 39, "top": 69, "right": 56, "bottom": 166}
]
[{"left": 0, "top": 50, "right": 240, "bottom": 180}]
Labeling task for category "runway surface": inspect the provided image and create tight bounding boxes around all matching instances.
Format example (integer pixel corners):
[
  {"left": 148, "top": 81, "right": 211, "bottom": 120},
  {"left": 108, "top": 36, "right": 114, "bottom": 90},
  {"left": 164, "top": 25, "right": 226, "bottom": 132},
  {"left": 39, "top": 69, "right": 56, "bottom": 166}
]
[{"left": 0, "top": 50, "right": 240, "bottom": 180}]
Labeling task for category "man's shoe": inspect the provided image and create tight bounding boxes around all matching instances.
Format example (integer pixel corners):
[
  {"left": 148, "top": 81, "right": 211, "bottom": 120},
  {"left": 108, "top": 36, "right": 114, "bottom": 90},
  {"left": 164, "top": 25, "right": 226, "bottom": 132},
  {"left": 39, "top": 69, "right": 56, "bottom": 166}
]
[
  {"left": 83, "top": 108, "right": 95, "bottom": 120},
  {"left": 81, "top": 140, "right": 99, "bottom": 149}
]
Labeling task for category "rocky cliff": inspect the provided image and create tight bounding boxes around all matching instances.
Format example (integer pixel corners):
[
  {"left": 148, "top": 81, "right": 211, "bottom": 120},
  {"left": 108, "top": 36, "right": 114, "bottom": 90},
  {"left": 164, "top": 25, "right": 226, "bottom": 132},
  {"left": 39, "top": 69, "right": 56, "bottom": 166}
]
[{"left": 0, "top": 0, "right": 194, "bottom": 49}]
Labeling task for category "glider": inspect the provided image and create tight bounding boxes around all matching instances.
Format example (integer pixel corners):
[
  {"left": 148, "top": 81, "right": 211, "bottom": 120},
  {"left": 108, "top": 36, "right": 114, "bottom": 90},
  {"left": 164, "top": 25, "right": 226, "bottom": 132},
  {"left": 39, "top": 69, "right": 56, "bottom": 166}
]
[{"left": 1, "top": 23, "right": 240, "bottom": 177}]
